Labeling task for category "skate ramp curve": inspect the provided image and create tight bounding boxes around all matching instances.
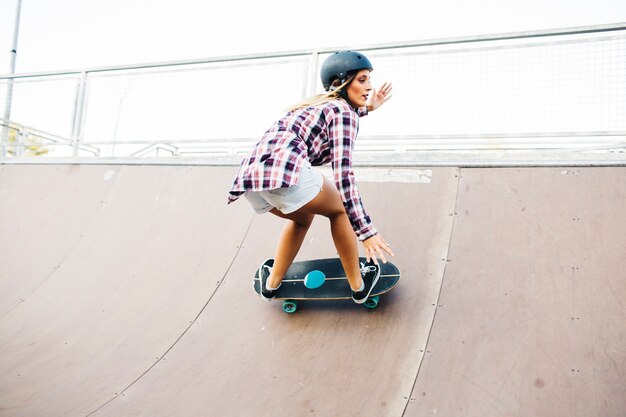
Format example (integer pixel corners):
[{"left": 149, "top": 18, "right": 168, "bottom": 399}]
[{"left": 0, "top": 164, "right": 624, "bottom": 417}]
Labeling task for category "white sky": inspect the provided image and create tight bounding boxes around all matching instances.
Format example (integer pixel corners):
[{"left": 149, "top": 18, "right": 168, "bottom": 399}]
[{"left": 1, "top": 0, "right": 625, "bottom": 73}]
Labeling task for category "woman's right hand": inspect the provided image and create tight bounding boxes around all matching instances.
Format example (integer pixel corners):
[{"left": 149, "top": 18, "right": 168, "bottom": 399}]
[{"left": 362, "top": 233, "right": 394, "bottom": 265}]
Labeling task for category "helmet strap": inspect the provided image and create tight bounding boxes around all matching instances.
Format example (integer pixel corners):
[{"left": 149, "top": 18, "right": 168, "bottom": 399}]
[
  {"left": 337, "top": 74, "right": 356, "bottom": 108},
  {"left": 327, "top": 74, "right": 356, "bottom": 107}
]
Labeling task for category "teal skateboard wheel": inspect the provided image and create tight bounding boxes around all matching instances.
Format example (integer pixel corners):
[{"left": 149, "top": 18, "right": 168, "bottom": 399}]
[
  {"left": 304, "top": 270, "right": 326, "bottom": 289},
  {"left": 282, "top": 300, "right": 298, "bottom": 314},
  {"left": 364, "top": 295, "right": 380, "bottom": 309}
]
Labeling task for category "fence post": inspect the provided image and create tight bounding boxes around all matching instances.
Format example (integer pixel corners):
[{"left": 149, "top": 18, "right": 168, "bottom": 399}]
[
  {"left": 304, "top": 51, "right": 320, "bottom": 98},
  {"left": 71, "top": 71, "right": 88, "bottom": 157},
  {"left": 1, "top": 0, "right": 22, "bottom": 158}
]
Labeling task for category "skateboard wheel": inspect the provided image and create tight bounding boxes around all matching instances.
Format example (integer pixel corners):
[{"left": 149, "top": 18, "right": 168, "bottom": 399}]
[
  {"left": 364, "top": 296, "right": 380, "bottom": 309},
  {"left": 282, "top": 300, "right": 298, "bottom": 314}
]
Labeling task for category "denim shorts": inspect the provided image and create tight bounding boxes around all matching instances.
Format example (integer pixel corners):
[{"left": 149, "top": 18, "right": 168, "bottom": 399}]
[{"left": 244, "top": 163, "right": 324, "bottom": 214}]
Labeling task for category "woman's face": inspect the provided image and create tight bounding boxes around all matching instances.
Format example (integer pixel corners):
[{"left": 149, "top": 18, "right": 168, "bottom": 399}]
[{"left": 346, "top": 69, "right": 372, "bottom": 108}]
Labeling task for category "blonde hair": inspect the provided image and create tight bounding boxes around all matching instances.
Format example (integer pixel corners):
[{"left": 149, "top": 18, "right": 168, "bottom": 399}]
[{"left": 286, "top": 77, "right": 353, "bottom": 112}]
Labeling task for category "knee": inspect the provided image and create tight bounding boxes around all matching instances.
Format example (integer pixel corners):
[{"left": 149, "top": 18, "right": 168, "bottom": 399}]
[
  {"left": 324, "top": 206, "right": 348, "bottom": 222},
  {"left": 293, "top": 213, "right": 314, "bottom": 229}
]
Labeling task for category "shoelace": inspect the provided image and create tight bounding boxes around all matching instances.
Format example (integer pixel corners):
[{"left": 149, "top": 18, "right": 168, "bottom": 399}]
[{"left": 360, "top": 262, "right": 377, "bottom": 276}]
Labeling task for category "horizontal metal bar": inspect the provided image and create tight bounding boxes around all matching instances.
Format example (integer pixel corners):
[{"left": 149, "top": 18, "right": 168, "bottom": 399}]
[
  {"left": 376, "top": 33, "right": 626, "bottom": 60},
  {"left": 360, "top": 22, "right": 626, "bottom": 53},
  {"left": 3, "top": 141, "right": 99, "bottom": 151},
  {"left": 1, "top": 22, "right": 624, "bottom": 80},
  {"left": 2, "top": 151, "right": 625, "bottom": 168},
  {"left": 75, "top": 131, "right": 626, "bottom": 146}
]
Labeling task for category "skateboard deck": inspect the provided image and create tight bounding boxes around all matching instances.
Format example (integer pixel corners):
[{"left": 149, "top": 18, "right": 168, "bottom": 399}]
[{"left": 253, "top": 257, "right": 400, "bottom": 313}]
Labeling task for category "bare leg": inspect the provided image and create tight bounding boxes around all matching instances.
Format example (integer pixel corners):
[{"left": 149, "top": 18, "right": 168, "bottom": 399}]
[
  {"left": 327, "top": 212, "right": 363, "bottom": 291},
  {"left": 266, "top": 209, "right": 314, "bottom": 289},
  {"left": 299, "top": 177, "right": 363, "bottom": 291},
  {"left": 266, "top": 177, "right": 363, "bottom": 291}
]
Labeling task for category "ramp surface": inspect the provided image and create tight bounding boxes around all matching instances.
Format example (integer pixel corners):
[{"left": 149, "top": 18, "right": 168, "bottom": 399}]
[{"left": 0, "top": 164, "right": 624, "bottom": 417}]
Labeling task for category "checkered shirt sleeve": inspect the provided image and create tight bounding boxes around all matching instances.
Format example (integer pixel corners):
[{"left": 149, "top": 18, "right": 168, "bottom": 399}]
[{"left": 326, "top": 106, "right": 378, "bottom": 241}]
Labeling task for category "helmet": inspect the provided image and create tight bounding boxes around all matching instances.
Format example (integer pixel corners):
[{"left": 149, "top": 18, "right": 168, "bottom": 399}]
[{"left": 320, "top": 50, "right": 373, "bottom": 91}]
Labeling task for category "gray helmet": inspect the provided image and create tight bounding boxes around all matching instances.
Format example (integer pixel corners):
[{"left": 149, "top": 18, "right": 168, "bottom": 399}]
[{"left": 320, "top": 50, "right": 373, "bottom": 91}]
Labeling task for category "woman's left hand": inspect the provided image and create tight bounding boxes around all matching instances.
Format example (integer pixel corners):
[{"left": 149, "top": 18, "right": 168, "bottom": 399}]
[
  {"left": 367, "top": 82, "right": 393, "bottom": 112},
  {"left": 362, "top": 233, "right": 394, "bottom": 265}
]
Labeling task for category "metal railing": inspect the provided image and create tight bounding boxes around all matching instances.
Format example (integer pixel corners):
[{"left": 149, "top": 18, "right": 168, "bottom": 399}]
[{"left": 1, "top": 22, "right": 625, "bottom": 165}]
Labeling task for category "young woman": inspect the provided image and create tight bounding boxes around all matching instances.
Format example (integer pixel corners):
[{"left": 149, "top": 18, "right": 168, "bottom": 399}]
[{"left": 228, "top": 50, "right": 394, "bottom": 304}]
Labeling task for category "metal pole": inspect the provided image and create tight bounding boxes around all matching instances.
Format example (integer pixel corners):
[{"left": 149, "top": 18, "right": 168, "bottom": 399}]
[
  {"left": 1, "top": 0, "right": 22, "bottom": 157},
  {"left": 305, "top": 51, "right": 320, "bottom": 98},
  {"left": 71, "top": 71, "right": 88, "bottom": 157}
]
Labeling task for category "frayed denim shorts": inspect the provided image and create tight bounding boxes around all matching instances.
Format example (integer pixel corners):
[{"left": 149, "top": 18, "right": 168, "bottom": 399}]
[{"left": 244, "top": 163, "right": 324, "bottom": 215}]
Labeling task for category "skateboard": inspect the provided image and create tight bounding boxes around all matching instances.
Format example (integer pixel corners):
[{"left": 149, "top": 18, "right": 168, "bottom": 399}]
[{"left": 253, "top": 257, "right": 400, "bottom": 313}]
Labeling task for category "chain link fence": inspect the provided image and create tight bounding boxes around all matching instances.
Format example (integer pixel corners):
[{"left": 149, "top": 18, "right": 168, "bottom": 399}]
[{"left": 1, "top": 23, "right": 625, "bottom": 163}]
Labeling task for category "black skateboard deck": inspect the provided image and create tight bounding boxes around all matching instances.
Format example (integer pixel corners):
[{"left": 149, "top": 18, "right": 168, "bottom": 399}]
[{"left": 253, "top": 257, "right": 400, "bottom": 313}]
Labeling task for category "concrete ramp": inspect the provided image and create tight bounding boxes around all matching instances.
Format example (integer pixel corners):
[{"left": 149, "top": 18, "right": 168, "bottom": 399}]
[{"left": 0, "top": 164, "right": 624, "bottom": 417}]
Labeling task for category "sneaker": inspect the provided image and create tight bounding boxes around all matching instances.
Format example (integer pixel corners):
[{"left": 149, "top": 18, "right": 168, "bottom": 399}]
[
  {"left": 257, "top": 259, "right": 281, "bottom": 301},
  {"left": 351, "top": 261, "right": 381, "bottom": 304}
]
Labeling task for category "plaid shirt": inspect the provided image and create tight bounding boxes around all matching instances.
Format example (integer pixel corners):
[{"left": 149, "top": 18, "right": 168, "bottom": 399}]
[{"left": 228, "top": 100, "right": 377, "bottom": 241}]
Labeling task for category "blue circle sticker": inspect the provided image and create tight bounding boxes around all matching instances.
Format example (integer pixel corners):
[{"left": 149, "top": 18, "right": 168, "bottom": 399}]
[{"left": 304, "top": 270, "right": 326, "bottom": 289}]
